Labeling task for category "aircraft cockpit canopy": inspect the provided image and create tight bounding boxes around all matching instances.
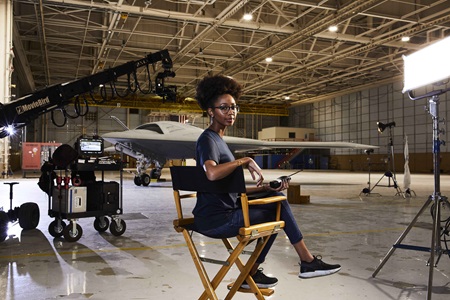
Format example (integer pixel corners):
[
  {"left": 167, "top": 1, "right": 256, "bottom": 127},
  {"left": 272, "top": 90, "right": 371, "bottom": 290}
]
[{"left": 135, "top": 123, "right": 164, "bottom": 134}]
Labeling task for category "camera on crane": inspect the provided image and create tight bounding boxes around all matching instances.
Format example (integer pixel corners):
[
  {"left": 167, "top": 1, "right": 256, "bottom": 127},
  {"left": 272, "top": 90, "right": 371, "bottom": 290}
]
[{"left": 155, "top": 68, "right": 177, "bottom": 102}]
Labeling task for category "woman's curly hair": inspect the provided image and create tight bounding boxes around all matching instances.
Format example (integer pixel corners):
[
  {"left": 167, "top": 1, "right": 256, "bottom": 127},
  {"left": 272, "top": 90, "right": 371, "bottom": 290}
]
[{"left": 195, "top": 75, "right": 242, "bottom": 111}]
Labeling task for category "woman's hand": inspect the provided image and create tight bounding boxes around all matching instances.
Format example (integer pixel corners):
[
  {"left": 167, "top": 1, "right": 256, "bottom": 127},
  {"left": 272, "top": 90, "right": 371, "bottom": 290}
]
[
  {"left": 265, "top": 177, "right": 290, "bottom": 192},
  {"left": 278, "top": 177, "right": 290, "bottom": 191},
  {"left": 246, "top": 158, "right": 264, "bottom": 187}
]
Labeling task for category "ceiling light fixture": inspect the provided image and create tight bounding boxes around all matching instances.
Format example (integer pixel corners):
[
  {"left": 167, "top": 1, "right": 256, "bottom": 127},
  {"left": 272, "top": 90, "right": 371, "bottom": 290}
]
[
  {"left": 401, "top": 36, "right": 410, "bottom": 42},
  {"left": 243, "top": 13, "right": 253, "bottom": 21},
  {"left": 328, "top": 25, "right": 338, "bottom": 32},
  {"left": 265, "top": 57, "right": 273, "bottom": 63}
]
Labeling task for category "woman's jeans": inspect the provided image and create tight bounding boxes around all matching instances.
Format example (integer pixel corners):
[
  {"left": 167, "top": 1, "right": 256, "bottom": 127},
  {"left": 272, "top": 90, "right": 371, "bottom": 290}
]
[{"left": 199, "top": 191, "right": 303, "bottom": 264}]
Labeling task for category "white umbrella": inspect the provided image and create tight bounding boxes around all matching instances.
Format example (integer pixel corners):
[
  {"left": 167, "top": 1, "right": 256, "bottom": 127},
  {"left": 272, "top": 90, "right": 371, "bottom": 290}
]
[{"left": 404, "top": 135, "right": 411, "bottom": 194}]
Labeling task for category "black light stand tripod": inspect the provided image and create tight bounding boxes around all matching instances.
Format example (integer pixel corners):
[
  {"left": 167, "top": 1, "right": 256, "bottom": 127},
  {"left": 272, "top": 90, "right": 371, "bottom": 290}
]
[
  {"left": 366, "top": 122, "right": 404, "bottom": 197},
  {"left": 360, "top": 149, "right": 381, "bottom": 197},
  {"left": 372, "top": 91, "right": 450, "bottom": 300}
]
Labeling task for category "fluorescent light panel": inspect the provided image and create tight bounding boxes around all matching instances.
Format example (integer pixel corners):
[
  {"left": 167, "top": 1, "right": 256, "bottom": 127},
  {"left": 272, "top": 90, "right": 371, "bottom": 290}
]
[{"left": 403, "top": 36, "right": 450, "bottom": 93}]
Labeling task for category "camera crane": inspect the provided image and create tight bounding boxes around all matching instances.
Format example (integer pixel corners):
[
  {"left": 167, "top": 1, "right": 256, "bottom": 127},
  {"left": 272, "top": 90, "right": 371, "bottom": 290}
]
[
  {"left": 0, "top": 49, "right": 176, "bottom": 139},
  {"left": 0, "top": 49, "right": 175, "bottom": 240}
]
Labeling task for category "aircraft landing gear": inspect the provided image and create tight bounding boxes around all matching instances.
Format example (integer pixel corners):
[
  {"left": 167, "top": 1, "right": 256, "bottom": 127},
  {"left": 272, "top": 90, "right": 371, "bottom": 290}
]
[
  {"left": 141, "top": 174, "right": 151, "bottom": 186},
  {"left": 150, "top": 168, "right": 161, "bottom": 180},
  {"left": 133, "top": 168, "right": 162, "bottom": 186},
  {"left": 133, "top": 173, "right": 150, "bottom": 186},
  {"left": 1, "top": 182, "right": 40, "bottom": 242},
  {"left": 134, "top": 175, "right": 142, "bottom": 186}
]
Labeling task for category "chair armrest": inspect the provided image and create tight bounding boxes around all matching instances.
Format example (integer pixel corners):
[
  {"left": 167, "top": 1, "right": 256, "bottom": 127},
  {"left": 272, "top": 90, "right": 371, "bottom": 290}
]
[
  {"left": 179, "top": 193, "right": 197, "bottom": 199},
  {"left": 248, "top": 195, "right": 286, "bottom": 206},
  {"left": 241, "top": 194, "right": 286, "bottom": 226}
]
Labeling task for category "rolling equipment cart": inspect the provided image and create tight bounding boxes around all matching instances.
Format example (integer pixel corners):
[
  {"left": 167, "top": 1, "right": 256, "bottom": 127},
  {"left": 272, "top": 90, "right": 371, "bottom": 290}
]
[{"left": 44, "top": 139, "right": 126, "bottom": 242}]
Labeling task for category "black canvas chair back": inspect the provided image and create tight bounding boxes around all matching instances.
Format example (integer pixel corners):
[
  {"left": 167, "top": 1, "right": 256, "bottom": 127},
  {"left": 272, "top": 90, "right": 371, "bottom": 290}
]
[{"left": 170, "top": 165, "right": 246, "bottom": 194}]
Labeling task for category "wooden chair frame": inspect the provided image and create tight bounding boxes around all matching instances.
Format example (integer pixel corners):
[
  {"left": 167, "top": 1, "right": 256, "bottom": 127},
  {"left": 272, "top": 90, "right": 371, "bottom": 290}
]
[{"left": 170, "top": 166, "right": 286, "bottom": 300}]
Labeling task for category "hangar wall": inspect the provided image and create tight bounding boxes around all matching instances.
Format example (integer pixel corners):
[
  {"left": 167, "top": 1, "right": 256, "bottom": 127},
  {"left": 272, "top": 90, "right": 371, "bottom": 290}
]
[{"left": 288, "top": 80, "right": 450, "bottom": 173}]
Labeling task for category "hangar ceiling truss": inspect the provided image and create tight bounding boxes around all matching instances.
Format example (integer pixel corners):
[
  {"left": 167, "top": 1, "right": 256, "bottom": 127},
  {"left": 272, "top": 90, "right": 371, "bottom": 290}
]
[{"left": 12, "top": 0, "right": 450, "bottom": 114}]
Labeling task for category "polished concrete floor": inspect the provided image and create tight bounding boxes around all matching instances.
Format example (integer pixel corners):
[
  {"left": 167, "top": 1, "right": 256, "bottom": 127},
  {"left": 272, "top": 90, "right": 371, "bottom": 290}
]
[{"left": 1, "top": 168, "right": 450, "bottom": 300}]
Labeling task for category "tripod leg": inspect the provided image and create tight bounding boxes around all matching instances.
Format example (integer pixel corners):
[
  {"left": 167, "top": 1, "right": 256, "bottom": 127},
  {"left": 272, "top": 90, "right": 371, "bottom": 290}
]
[
  {"left": 433, "top": 252, "right": 443, "bottom": 267},
  {"left": 394, "top": 183, "right": 405, "bottom": 198},
  {"left": 372, "top": 196, "right": 432, "bottom": 278},
  {"left": 370, "top": 175, "right": 386, "bottom": 193},
  {"left": 426, "top": 197, "right": 441, "bottom": 299}
]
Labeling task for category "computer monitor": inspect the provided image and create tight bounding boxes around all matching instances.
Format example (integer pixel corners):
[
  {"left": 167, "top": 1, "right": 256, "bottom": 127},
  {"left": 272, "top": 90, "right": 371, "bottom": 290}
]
[{"left": 77, "top": 137, "right": 104, "bottom": 157}]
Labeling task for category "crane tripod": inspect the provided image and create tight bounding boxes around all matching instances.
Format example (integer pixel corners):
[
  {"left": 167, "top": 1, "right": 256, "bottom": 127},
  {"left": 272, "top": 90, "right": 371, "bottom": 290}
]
[{"left": 372, "top": 92, "right": 450, "bottom": 300}]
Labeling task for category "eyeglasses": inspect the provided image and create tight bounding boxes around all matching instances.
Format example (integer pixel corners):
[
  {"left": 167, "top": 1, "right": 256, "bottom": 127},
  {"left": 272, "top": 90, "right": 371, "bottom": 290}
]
[{"left": 213, "top": 104, "right": 240, "bottom": 113}]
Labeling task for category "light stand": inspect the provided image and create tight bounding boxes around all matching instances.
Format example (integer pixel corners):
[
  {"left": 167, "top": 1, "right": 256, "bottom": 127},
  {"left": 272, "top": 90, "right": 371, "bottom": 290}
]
[
  {"left": 373, "top": 36, "right": 450, "bottom": 300},
  {"left": 359, "top": 149, "right": 380, "bottom": 197},
  {"left": 367, "top": 122, "right": 404, "bottom": 197},
  {"left": 372, "top": 90, "right": 450, "bottom": 300}
]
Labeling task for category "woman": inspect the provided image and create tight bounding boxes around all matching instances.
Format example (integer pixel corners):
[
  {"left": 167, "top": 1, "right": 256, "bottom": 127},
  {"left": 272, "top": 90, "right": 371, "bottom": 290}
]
[{"left": 193, "top": 74, "right": 340, "bottom": 288}]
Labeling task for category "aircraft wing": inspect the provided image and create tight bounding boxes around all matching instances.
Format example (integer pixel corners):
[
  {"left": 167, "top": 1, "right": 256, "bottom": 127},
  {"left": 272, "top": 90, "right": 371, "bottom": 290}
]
[
  {"left": 224, "top": 136, "right": 378, "bottom": 153},
  {"left": 102, "top": 121, "right": 378, "bottom": 163}
]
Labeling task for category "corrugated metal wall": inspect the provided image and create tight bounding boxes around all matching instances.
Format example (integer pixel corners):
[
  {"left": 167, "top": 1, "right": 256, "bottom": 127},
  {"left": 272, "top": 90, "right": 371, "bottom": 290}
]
[{"left": 289, "top": 80, "right": 450, "bottom": 157}]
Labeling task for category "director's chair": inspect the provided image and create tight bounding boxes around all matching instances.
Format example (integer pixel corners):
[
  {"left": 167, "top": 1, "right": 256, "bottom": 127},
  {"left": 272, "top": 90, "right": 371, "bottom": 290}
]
[{"left": 170, "top": 166, "right": 286, "bottom": 300}]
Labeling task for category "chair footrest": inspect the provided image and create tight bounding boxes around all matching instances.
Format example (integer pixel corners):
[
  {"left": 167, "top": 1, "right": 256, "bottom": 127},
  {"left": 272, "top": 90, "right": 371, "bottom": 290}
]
[{"left": 227, "top": 283, "right": 275, "bottom": 296}]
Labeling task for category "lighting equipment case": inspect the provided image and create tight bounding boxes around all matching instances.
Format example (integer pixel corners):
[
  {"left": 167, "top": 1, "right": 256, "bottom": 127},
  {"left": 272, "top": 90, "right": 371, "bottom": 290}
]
[{"left": 47, "top": 160, "right": 126, "bottom": 242}]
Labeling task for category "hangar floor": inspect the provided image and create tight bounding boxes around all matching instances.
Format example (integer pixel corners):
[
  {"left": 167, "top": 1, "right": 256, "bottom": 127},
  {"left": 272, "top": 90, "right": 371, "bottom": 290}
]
[{"left": 1, "top": 168, "right": 450, "bottom": 300}]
